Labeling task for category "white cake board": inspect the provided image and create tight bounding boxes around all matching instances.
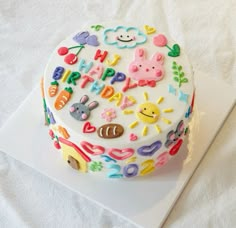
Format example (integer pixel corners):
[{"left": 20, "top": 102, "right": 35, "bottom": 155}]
[{"left": 0, "top": 72, "right": 235, "bottom": 228}]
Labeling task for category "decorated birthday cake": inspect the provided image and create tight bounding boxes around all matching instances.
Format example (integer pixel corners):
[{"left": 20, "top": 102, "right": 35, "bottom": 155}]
[{"left": 42, "top": 22, "right": 195, "bottom": 178}]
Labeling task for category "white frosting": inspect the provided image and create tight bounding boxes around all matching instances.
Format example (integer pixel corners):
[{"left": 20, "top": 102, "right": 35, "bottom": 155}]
[{"left": 44, "top": 22, "right": 194, "bottom": 178}]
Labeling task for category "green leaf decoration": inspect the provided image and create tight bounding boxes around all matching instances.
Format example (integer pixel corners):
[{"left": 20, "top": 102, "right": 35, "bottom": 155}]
[
  {"left": 174, "top": 71, "right": 179, "bottom": 75},
  {"left": 180, "top": 72, "right": 185, "bottom": 78},
  {"left": 173, "top": 77, "right": 179, "bottom": 82},
  {"left": 172, "top": 65, "right": 177, "bottom": 70},
  {"left": 181, "top": 78, "right": 188, "bottom": 83},
  {"left": 168, "top": 44, "right": 181, "bottom": 57},
  {"left": 172, "top": 61, "right": 188, "bottom": 87}
]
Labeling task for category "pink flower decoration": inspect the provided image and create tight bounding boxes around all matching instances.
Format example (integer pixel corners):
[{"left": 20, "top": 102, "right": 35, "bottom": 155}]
[
  {"left": 153, "top": 34, "right": 168, "bottom": 47},
  {"left": 155, "top": 152, "right": 169, "bottom": 167},
  {"left": 101, "top": 108, "right": 116, "bottom": 122}
]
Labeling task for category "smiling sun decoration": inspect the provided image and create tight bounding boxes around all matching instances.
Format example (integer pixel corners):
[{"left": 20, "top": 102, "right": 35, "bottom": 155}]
[{"left": 124, "top": 92, "right": 174, "bottom": 136}]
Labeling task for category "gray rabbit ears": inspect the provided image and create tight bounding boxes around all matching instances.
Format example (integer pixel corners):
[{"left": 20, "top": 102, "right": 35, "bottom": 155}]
[{"left": 80, "top": 95, "right": 99, "bottom": 110}]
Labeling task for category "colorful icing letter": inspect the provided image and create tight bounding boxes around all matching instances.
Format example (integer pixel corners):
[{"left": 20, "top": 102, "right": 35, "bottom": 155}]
[
  {"left": 107, "top": 164, "right": 123, "bottom": 178},
  {"left": 52, "top": 66, "right": 64, "bottom": 80},
  {"left": 129, "top": 48, "right": 165, "bottom": 81},
  {"left": 140, "top": 159, "right": 155, "bottom": 176},
  {"left": 70, "top": 95, "right": 99, "bottom": 121},
  {"left": 123, "top": 164, "right": 139, "bottom": 177}
]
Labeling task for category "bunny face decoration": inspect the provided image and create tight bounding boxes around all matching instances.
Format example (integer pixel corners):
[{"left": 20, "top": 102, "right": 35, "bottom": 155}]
[
  {"left": 69, "top": 95, "right": 99, "bottom": 121},
  {"left": 128, "top": 48, "right": 165, "bottom": 81}
]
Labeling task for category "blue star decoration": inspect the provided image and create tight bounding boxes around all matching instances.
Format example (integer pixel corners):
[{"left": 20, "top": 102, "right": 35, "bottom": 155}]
[
  {"left": 178, "top": 90, "right": 189, "bottom": 103},
  {"left": 168, "top": 84, "right": 176, "bottom": 95}
]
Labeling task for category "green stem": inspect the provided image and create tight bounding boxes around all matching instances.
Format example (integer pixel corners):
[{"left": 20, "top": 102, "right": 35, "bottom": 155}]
[
  {"left": 68, "top": 45, "right": 83, "bottom": 50},
  {"left": 75, "top": 45, "right": 85, "bottom": 56},
  {"left": 165, "top": 45, "right": 173, "bottom": 51}
]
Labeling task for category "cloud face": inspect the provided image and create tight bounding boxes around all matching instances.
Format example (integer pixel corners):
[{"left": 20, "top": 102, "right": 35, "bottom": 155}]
[{"left": 103, "top": 26, "right": 147, "bottom": 49}]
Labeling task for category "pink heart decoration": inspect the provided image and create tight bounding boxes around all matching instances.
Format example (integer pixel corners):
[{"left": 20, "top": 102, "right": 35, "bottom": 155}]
[
  {"left": 80, "top": 141, "right": 105, "bottom": 155},
  {"left": 83, "top": 121, "right": 96, "bottom": 133},
  {"left": 129, "top": 133, "right": 138, "bottom": 141},
  {"left": 108, "top": 148, "right": 134, "bottom": 160}
]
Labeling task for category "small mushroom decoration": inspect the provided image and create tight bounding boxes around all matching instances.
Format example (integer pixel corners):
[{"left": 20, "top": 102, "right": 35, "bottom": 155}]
[{"left": 69, "top": 95, "right": 99, "bottom": 121}]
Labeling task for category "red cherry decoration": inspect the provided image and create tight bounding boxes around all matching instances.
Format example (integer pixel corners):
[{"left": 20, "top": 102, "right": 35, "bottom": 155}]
[
  {"left": 169, "top": 139, "right": 183, "bottom": 156},
  {"left": 49, "top": 129, "right": 54, "bottom": 138},
  {"left": 64, "top": 53, "right": 78, "bottom": 65},
  {"left": 54, "top": 141, "right": 61, "bottom": 149},
  {"left": 58, "top": 47, "right": 69, "bottom": 56}
]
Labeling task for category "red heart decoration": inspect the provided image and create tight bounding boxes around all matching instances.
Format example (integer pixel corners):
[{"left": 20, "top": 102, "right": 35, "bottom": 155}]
[
  {"left": 108, "top": 148, "right": 134, "bottom": 160},
  {"left": 80, "top": 141, "right": 105, "bottom": 155},
  {"left": 169, "top": 139, "right": 183, "bottom": 156},
  {"left": 83, "top": 122, "right": 96, "bottom": 133}
]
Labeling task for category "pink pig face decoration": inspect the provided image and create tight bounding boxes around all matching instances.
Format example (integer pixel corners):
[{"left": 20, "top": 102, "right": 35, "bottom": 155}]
[{"left": 128, "top": 48, "right": 165, "bottom": 81}]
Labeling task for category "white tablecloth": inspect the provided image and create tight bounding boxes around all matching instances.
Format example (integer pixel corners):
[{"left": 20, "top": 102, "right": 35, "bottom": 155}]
[{"left": 0, "top": 0, "right": 235, "bottom": 227}]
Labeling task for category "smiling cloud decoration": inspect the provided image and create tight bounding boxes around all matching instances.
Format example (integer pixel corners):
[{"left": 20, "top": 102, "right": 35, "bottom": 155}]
[{"left": 103, "top": 26, "right": 147, "bottom": 49}]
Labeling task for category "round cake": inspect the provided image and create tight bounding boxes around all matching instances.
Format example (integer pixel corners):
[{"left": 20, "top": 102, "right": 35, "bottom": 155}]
[{"left": 42, "top": 22, "right": 195, "bottom": 178}]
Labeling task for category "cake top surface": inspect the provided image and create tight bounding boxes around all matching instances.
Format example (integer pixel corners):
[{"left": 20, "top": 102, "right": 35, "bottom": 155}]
[{"left": 44, "top": 22, "right": 194, "bottom": 148}]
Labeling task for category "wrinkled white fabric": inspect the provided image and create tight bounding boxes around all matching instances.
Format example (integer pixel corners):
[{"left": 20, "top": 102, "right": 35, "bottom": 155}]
[{"left": 0, "top": 0, "right": 235, "bottom": 227}]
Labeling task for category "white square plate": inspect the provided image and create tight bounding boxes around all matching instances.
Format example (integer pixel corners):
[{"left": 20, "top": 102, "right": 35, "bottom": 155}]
[{"left": 0, "top": 72, "right": 235, "bottom": 228}]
